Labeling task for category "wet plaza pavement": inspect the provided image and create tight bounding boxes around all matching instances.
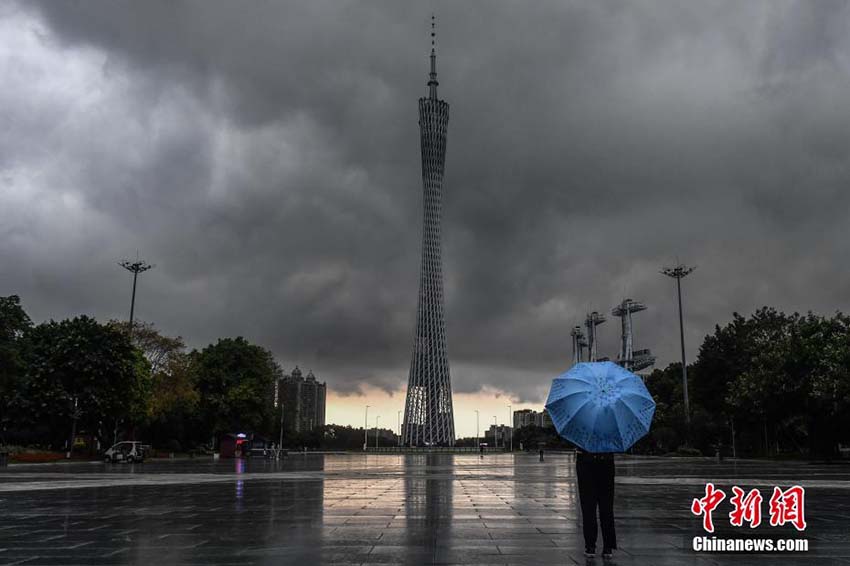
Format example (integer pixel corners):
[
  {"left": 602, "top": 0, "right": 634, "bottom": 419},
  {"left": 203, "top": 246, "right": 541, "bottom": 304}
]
[{"left": 0, "top": 453, "right": 849, "bottom": 565}]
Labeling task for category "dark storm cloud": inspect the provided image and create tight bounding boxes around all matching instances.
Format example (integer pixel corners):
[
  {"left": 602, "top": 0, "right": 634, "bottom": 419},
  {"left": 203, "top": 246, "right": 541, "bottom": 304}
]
[{"left": 4, "top": 0, "right": 850, "bottom": 399}]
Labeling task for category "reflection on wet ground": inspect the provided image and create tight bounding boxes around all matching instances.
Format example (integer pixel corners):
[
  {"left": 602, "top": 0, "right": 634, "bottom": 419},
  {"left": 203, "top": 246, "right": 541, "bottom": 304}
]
[{"left": 0, "top": 454, "right": 847, "bottom": 564}]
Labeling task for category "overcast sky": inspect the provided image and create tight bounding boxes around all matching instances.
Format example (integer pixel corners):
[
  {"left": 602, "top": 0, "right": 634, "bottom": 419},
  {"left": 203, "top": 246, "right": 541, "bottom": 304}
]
[{"left": 3, "top": 1, "right": 850, "bottom": 432}]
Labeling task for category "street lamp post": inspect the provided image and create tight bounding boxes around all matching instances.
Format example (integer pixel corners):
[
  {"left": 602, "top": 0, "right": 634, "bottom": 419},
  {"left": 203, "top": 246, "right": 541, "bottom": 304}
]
[
  {"left": 66, "top": 396, "right": 79, "bottom": 460},
  {"left": 364, "top": 405, "right": 370, "bottom": 451},
  {"left": 661, "top": 264, "right": 696, "bottom": 443},
  {"left": 278, "top": 399, "right": 285, "bottom": 454},
  {"left": 507, "top": 405, "right": 512, "bottom": 452},
  {"left": 375, "top": 416, "right": 380, "bottom": 449},
  {"left": 493, "top": 416, "right": 498, "bottom": 448},
  {"left": 475, "top": 410, "right": 479, "bottom": 449},
  {"left": 397, "top": 410, "right": 402, "bottom": 447}
]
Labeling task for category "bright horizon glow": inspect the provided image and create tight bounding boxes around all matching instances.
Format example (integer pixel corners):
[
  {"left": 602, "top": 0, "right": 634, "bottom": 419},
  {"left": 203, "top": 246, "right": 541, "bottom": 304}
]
[{"left": 326, "top": 385, "right": 545, "bottom": 438}]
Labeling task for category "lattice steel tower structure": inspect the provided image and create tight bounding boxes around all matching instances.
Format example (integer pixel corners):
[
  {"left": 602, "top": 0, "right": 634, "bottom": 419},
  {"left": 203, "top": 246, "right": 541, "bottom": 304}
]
[
  {"left": 570, "top": 325, "right": 588, "bottom": 365},
  {"left": 584, "top": 311, "right": 607, "bottom": 362},
  {"left": 612, "top": 298, "right": 656, "bottom": 371},
  {"left": 402, "top": 20, "right": 455, "bottom": 446}
]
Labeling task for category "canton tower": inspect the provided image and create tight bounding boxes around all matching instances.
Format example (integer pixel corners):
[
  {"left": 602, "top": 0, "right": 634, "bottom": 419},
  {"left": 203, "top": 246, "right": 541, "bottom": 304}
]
[{"left": 402, "top": 20, "right": 455, "bottom": 446}]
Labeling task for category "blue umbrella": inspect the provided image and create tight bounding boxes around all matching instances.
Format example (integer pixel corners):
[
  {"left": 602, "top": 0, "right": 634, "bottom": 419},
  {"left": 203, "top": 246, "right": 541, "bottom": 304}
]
[{"left": 545, "top": 361, "right": 655, "bottom": 453}]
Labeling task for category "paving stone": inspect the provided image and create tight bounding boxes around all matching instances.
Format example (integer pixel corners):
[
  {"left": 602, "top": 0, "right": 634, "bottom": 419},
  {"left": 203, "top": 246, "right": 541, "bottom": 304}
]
[{"left": 0, "top": 454, "right": 846, "bottom": 564}]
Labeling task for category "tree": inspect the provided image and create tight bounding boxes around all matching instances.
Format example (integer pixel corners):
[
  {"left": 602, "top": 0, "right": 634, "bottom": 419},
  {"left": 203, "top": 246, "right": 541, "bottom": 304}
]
[
  {"left": 0, "top": 296, "right": 32, "bottom": 441},
  {"left": 192, "top": 337, "right": 279, "bottom": 444},
  {"left": 638, "top": 364, "right": 687, "bottom": 454},
  {"left": 109, "top": 321, "right": 201, "bottom": 450},
  {"left": 147, "top": 351, "right": 198, "bottom": 425},
  {"left": 793, "top": 312, "right": 850, "bottom": 457},
  {"left": 17, "top": 316, "right": 151, "bottom": 448},
  {"left": 691, "top": 312, "right": 752, "bottom": 417},
  {"left": 512, "top": 424, "right": 570, "bottom": 450},
  {"left": 660, "top": 307, "right": 850, "bottom": 458},
  {"left": 109, "top": 320, "right": 185, "bottom": 375},
  {"left": 321, "top": 425, "right": 358, "bottom": 450},
  {"left": 725, "top": 310, "right": 797, "bottom": 456},
  {"left": 142, "top": 349, "right": 200, "bottom": 451}
]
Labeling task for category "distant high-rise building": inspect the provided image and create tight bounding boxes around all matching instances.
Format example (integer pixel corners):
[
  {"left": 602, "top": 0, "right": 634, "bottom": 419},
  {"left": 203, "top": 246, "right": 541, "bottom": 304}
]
[
  {"left": 536, "top": 410, "right": 554, "bottom": 429},
  {"left": 278, "top": 366, "right": 326, "bottom": 433},
  {"left": 513, "top": 408, "right": 554, "bottom": 430},
  {"left": 485, "top": 424, "right": 512, "bottom": 447},
  {"left": 402, "top": 23, "right": 455, "bottom": 447},
  {"left": 513, "top": 409, "right": 536, "bottom": 429}
]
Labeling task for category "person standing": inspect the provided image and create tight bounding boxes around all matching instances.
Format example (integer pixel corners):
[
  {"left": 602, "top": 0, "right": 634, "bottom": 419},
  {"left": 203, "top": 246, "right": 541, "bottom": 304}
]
[{"left": 575, "top": 450, "right": 616, "bottom": 559}]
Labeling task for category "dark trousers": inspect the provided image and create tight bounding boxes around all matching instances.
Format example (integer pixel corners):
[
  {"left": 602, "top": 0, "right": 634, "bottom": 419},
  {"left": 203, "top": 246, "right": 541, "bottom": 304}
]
[{"left": 576, "top": 452, "right": 616, "bottom": 550}]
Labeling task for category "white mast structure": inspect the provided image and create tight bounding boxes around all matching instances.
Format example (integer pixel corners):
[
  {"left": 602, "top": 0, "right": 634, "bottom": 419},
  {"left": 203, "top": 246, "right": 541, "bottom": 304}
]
[
  {"left": 612, "top": 298, "right": 656, "bottom": 371},
  {"left": 584, "top": 311, "right": 607, "bottom": 362}
]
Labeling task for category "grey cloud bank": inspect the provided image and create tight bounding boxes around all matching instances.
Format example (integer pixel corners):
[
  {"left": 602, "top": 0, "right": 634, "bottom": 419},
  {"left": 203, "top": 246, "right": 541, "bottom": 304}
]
[{"left": 3, "top": 1, "right": 850, "bottom": 400}]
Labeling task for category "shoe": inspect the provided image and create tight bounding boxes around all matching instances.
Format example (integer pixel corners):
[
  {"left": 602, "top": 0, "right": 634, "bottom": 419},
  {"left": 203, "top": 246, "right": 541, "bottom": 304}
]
[
  {"left": 584, "top": 547, "right": 596, "bottom": 558},
  {"left": 602, "top": 548, "right": 613, "bottom": 559}
]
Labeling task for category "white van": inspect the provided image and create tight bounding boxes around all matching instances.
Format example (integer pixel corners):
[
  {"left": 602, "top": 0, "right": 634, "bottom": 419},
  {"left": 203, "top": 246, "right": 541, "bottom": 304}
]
[{"left": 104, "top": 441, "right": 146, "bottom": 463}]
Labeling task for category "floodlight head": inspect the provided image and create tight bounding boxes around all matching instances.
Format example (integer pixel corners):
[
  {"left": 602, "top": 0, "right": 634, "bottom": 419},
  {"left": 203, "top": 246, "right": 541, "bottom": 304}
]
[
  {"left": 119, "top": 259, "right": 155, "bottom": 274},
  {"left": 661, "top": 264, "right": 696, "bottom": 279}
]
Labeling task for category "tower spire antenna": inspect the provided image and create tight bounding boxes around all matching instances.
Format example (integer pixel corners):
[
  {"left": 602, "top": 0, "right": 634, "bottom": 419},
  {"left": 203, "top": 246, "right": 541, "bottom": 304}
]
[{"left": 428, "top": 14, "right": 438, "bottom": 99}]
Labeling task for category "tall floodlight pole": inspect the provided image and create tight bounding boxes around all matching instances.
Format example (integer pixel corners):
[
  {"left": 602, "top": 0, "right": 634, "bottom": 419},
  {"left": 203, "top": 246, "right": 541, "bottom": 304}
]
[
  {"left": 475, "top": 410, "right": 479, "bottom": 448},
  {"left": 364, "top": 405, "right": 370, "bottom": 451},
  {"left": 119, "top": 256, "right": 154, "bottom": 338},
  {"left": 661, "top": 264, "right": 696, "bottom": 440}
]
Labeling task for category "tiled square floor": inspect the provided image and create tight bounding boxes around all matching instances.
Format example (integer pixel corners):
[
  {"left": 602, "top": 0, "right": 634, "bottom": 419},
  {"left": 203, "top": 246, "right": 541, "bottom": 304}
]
[{"left": 0, "top": 454, "right": 847, "bottom": 565}]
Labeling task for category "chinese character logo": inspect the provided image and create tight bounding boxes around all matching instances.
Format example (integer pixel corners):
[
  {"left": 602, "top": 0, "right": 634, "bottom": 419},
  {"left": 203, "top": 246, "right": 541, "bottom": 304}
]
[
  {"left": 729, "top": 486, "right": 763, "bottom": 528},
  {"left": 768, "top": 486, "right": 806, "bottom": 531},
  {"left": 691, "top": 484, "right": 806, "bottom": 532},
  {"left": 691, "top": 482, "right": 726, "bottom": 533}
]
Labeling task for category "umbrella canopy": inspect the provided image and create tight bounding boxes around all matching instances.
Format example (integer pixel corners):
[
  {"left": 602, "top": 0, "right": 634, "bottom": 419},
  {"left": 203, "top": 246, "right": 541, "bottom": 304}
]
[{"left": 545, "top": 361, "right": 655, "bottom": 453}]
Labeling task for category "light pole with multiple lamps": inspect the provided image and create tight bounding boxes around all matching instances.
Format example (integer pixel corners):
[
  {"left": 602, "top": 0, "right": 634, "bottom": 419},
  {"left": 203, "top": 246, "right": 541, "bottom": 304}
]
[
  {"left": 115, "top": 254, "right": 154, "bottom": 445},
  {"left": 661, "top": 263, "right": 696, "bottom": 443},
  {"left": 118, "top": 255, "right": 154, "bottom": 338}
]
